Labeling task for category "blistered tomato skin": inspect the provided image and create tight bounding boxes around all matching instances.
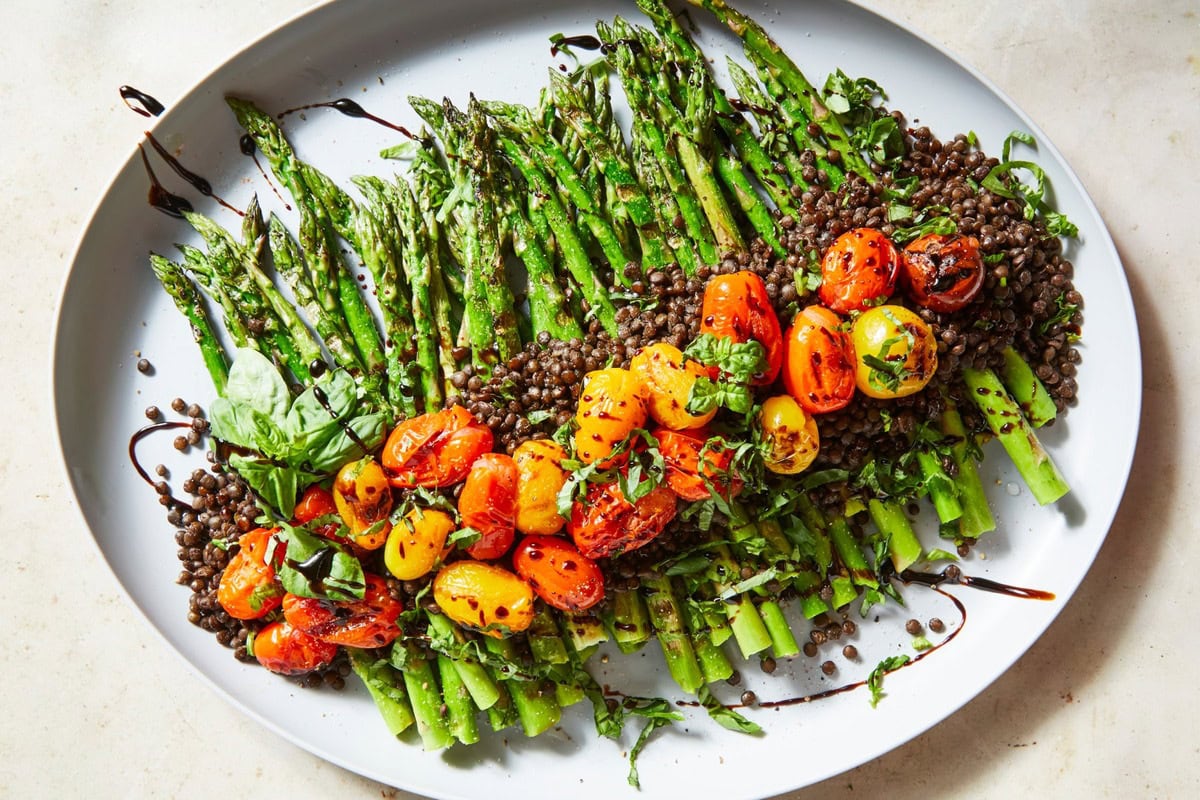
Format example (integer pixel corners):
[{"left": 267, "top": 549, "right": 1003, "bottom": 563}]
[
  {"left": 253, "top": 621, "right": 338, "bottom": 675},
  {"left": 459, "top": 453, "right": 519, "bottom": 560},
  {"left": 574, "top": 368, "right": 649, "bottom": 467},
  {"left": 568, "top": 481, "right": 678, "bottom": 560},
  {"left": 758, "top": 395, "right": 821, "bottom": 475},
  {"left": 819, "top": 228, "right": 901, "bottom": 314},
  {"left": 433, "top": 561, "right": 535, "bottom": 638},
  {"left": 782, "top": 305, "right": 857, "bottom": 414},
  {"left": 629, "top": 342, "right": 716, "bottom": 430},
  {"left": 384, "top": 507, "right": 454, "bottom": 581},
  {"left": 216, "top": 527, "right": 284, "bottom": 620},
  {"left": 512, "top": 535, "right": 605, "bottom": 612},
  {"left": 655, "top": 426, "right": 741, "bottom": 502},
  {"left": 902, "top": 233, "right": 985, "bottom": 313},
  {"left": 850, "top": 305, "right": 940, "bottom": 399},
  {"left": 383, "top": 406, "right": 494, "bottom": 488},
  {"left": 512, "top": 440, "right": 569, "bottom": 536},
  {"left": 698, "top": 271, "right": 784, "bottom": 384},
  {"left": 281, "top": 574, "right": 402, "bottom": 649},
  {"left": 293, "top": 485, "right": 337, "bottom": 524},
  {"left": 333, "top": 457, "right": 393, "bottom": 550}
]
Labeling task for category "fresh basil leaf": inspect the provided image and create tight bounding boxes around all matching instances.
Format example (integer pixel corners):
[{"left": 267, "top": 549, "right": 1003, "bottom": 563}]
[
  {"left": 274, "top": 523, "right": 366, "bottom": 602},
  {"left": 698, "top": 687, "right": 762, "bottom": 734},
  {"left": 924, "top": 548, "right": 959, "bottom": 563},
  {"left": 912, "top": 635, "right": 933, "bottom": 652},
  {"left": 223, "top": 348, "right": 291, "bottom": 425},
  {"left": 209, "top": 398, "right": 286, "bottom": 455},
  {"left": 228, "top": 453, "right": 304, "bottom": 518},
  {"left": 306, "top": 413, "right": 386, "bottom": 474},
  {"left": 448, "top": 527, "right": 482, "bottom": 549},
  {"left": 867, "top": 654, "right": 911, "bottom": 708}
]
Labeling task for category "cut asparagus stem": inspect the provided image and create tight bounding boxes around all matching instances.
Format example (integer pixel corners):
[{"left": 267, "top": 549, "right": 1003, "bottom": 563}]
[
  {"left": 915, "top": 447, "right": 964, "bottom": 524},
  {"left": 941, "top": 400, "right": 997, "bottom": 539},
  {"left": 1001, "top": 346, "right": 1057, "bottom": 428},
  {"left": 437, "top": 654, "right": 480, "bottom": 746},
  {"left": 707, "top": 540, "right": 772, "bottom": 659},
  {"left": 867, "top": 498, "right": 923, "bottom": 573},
  {"left": 681, "top": 596, "right": 734, "bottom": 683},
  {"left": 608, "top": 587, "right": 653, "bottom": 654},
  {"left": 395, "top": 643, "right": 454, "bottom": 751},
  {"left": 485, "top": 680, "right": 519, "bottom": 732},
  {"left": 963, "top": 367, "right": 1070, "bottom": 505},
  {"left": 528, "top": 605, "right": 570, "bottom": 666},
  {"left": 641, "top": 575, "right": 705, "bottom": 694},
  {"left": 346, "top": 648, "right": 415, "bottom": 737},
  {"left": 758, "top": 600, "right": 800, "bottom": 658},
  {"left": 148, "top": 254, "right": 230, "bottom": 395},
  {"left": 483, "top": 638, "right": 561, "bottom": 737}
]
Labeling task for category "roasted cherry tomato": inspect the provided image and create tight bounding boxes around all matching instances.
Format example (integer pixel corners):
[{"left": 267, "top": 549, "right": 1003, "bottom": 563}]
[
  {"left": 293, "top": 485, "right": 337, "bottom": 524},
  {"left": 512, "top": 440, "right": 569, "bottom": 536},
  {"left": 782, "top": 305, "right": 857, "bottom": 414},
  {"left": 698, "top": 271, "right": 784, "bottom": 384},
  {"left": 282, "top": 573, "right": 402, "bottom": 649},
  {"left": 574, "top": 368, "right": 649, "bottom": 467},
  {"left": 383, "top": 406, "right": 494, "bottom": 488},
  {"left": 758, "top": 395, "right": 821, "bottom": 475},
  {"left": 333, "top": 457, "right": 393, "bottom": 550},
  {"left": 458, "top": 453, "right": 518, "bottom": 560},
  {"left": 850, "top": 305, "right": 939, "bottom": 399},
  {"left": 216, "top": 527, "right": 284, "bottom": 620},
  {"left": 253, "top": 620, "right": 339, "bottom": 675},
  {"left": 819, "top": 228, "right": 901, "bottom": 313},
  {"left": 433, "top": 560, "right": 535, "bottom": 637},
  {"left": 654, "top": 426, "right": 741, "bottom": 502},
  {"left": 512, "top": 535, "right": 605, "bottom": 612},
  {"left": 568, "top": 480, "right": 678, "bottom": 560},
  {"left": 385, "top": 507, "right": 455, "bottom": 581},
  {"left": 901, "top": 233, "right": 985, "bottom": 313},
  {"left": 629, "top": 342, "right": 716, "bottom": 431}
]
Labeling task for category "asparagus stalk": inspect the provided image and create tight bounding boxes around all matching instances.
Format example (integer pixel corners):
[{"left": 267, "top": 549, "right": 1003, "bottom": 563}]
[
  {"left": 941, "top": 400, "right": 997, "bottom": 539},
  {"left": 867, "top": 498, "right": 923, "bottom": 573},
  {"left": 483, "top": 637, "right": 561, "bottom": 737},
  {"left": 424, "top": 611, "right": 501, "bottom": 711},
  {"left": 148, "top": 254, "right": 230, "bottom": 394},
  {"left": 394, "top": 642, "right": 454, "bottom": 751},
  {"left": 681, "top": 595, "right": 734, "bottom": 683},
  {"left": 437, "top": 654, "right": 480, "bottom": 746},
  {"left": 641, "top": 575, "right": 705, "bottom": 694},
  {"left": 963, "top": 367, "right": 1069, "bottom": 505},
  {"left": 915, "top": 446, "right": 964, "bottom": 524},
  {"left": 176, "top": 244, "right": 253, "bottom": 350},
  {"left": 1001, "top": 346, "right": 1058, "bottom": 427},
  {"left": 607, "top": 587, "right": 653, "bottom": 654}
]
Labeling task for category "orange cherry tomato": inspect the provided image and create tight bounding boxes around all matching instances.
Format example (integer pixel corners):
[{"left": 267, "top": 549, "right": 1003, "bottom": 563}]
[
  {"left": 382, "top": 406, "right": 494, "bottom": 488},
  {"left": 216, "top": 527, "right": 284, "bottom": 621},
  {"left": 654, "top": 427, "right": 741, "bottom": 502},
  {"left": 698, "top": 271, "right": 784, "bottom": 385},
  {"left": 293, "top": 485, "right": 337, "bottom": 523},
  {"left": 574, "top": 368, "right": 650, "bottom": 467},
  {"left": 819, "top": 228, "right": 900, "bottom": 313},
  {"left": 902, "top": 233, "right": 985, "bottom": 313},
  {"left": 281, "top": 573, "right": 402, "bottom": 649},
  {"left": 333, "top": 457, "right": 393, "bottom": 550},
  {"left": 629, "top": 342, "right": 716, "bottom": 431},
  {"left": 512, "top": 535, "right": 605, "bottom": 612},
  {"left": 253, "top": 620, "right": 339, "bottom": 675},
  {"left": 433, "top": 561, "right": 535, "bottom": 637},
  {"left": 568, "top": 480, "right": 678, "bottom": 560},
  {"left": 459, "top": 453, "right": 519, "bottom": 560},
  {"left": 782, "top": 305, "right": 857, "bottom": 414}
]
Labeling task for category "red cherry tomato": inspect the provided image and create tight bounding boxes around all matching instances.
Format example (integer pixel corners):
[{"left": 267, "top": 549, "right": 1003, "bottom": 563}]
[
  {"left": 568, "top": 480, "right": 677, "bottom": 560},
  {"left": 782, "top": 305, "right": 858, "bottom": 414},
  {"left": 698, "top": 271, "right": 784, "bottom": 385},
  {"left": 281, "top": 574, "right": 402, "bottom": 649},
  {"left": 382, "top": 406, "right": 494, "bottom": 488},
  {"left": 901, "top": 233, "right": 985, "bottom": 313},
  {"left": 293, "top": 485, "right": 337, "bottom": 523},
  {"left": 216, "top": 527, "right": 284, "bottom": 620},
  {"left": 253, "top": 621, "right": 339, "bottom": 675},
  {"left": 819, "top": 228, "right": 900, "bottom": 313},
  {"left": 654, "top": 427, "right": 741, "bottom": 502},
  {"left": 458, "top": 453, "right": 519, "bottom": 560},
  {"left": 512, "top": 535, "right": 606, "bottom": 612}
]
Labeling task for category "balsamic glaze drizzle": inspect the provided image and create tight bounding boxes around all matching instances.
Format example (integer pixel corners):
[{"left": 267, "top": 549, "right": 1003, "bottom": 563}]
[
  {"left": 119, "top": 86, "right": 165, "bottom": 117},
  {"left": 140, "top": 145, "right": 193, "bottom": 219},
  {"left": 238, "top": 133, "right": 292, "bottom": 211},
  {"left": 312, "top": 385, "right": 370, "bottom": 454},
  {"left": 278, "top": 98, "right": 416, "bottom": 139},
  {"left": 143, "top": 131, "right": 244, "bottom": 217},
  {"left": 128, "top": 422, "right": 194, "bottom": 512}
]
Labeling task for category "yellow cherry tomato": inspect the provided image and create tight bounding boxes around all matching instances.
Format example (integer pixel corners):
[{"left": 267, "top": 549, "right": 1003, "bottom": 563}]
[
  {"left": 758, "top": 395, "right": 820, "bottom": 475},
  {"left": 513, "top": 440, "right": 569, "bottom": 536},
  {"left": 629, "top": 342, "right": 716, "bottom": 431},
  {"left": 433, "top": 561, "right": 535, "bottom": 638},
  {"left": 574, "top": 368, "right": 649, "bottom": 466},
  {"left": 384, "top": 507, "right": 454, "bottom": 581},
  {"left": 850, "top": 305, "right": 939, "bottom": 399},
  {"left": 333, "top": 457, "right": 393, "bottom": 550}
]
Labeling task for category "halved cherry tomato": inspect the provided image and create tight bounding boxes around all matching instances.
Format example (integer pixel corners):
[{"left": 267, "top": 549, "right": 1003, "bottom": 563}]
[
  {"left": 513, "top": 440, "right": 569, "bottom": 536},
  {"left": 782, "top": 305, "right": 857, "bottom": 414},
  {"left": 333, "top": 457, "right": 393, "bottom": 550},
  {"left": 850, "top": 305, "right": 939, "bottom": 399},
  {"left": 698, "top": 271, "right": 784, "bottom": 384},
  {"left": 654, "top": 427, "right": 741, "bottom": 502},
  {"left": 459, "top": 453, "right": 518, "bottom": 560},
  {"left": 819, "top": 228, "right": 900, "bottom": 313},
  {"left": 282, "top": 574, "right": 402, "bottom": 649},
  {"left": 382, "top": 406, "right": 494, "bottom": 488},
  {"left": 629, "top": 342, "right": 716, "bottom": 431},
  {"left": 253, "top": 620, "right": 339, "bottom": 675},
  {"left": 385, "top": 507, "right": 455, "bottom": 581},
  {"left": 512, "top": 535, "right": 605, "bottom": 612},
  {"left": 568, "top": 480, "right": 677, "bottom": 559},
  {"left": 216, "top": 527, "right": 284, "bottom": 620},
  {"left": 902, "top": 233, "right": 985, "bottom": 313},
  {"left": 293, "top": 485, "right": 337, "bottom": 524},
  {"left": 574, "top": 368, "right": 649, "bottom": 467},
  {"left": 433, "top": 560, "right": 535, "bottom": 637},
  {"left": 758, "top": 395, "right": 821, "bottom": 475}
]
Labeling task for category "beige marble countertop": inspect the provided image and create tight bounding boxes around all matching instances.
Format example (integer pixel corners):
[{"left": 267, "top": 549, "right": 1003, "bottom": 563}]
[{"left": 3, "top": 0, "right": 1197, "bottom": 797}]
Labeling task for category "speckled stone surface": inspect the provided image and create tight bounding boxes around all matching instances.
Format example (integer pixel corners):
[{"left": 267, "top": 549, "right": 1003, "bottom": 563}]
[{"left": 2, "top": 1, "right": 1197, "bottom": 797}]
